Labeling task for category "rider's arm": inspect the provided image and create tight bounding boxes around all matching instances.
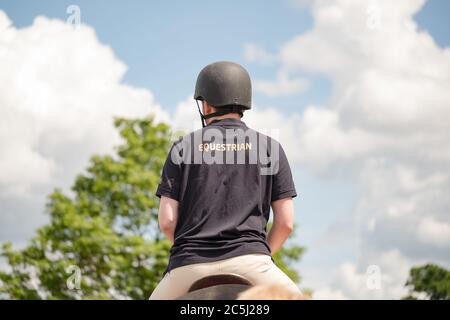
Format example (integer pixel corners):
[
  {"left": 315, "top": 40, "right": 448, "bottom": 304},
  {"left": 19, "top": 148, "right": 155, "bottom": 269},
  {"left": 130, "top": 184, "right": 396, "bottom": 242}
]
[
  {"left": 267, "top": 197, "right": 294, "bottom": 255},
  {"left": 155, "top": 142, "right": 183, "bottom": 244},
  {"left": 267, "top": 141, "right": 297, "bottom": 255},
  {"left": 158, "top": 196, "right": 179, "bottom": 244}
]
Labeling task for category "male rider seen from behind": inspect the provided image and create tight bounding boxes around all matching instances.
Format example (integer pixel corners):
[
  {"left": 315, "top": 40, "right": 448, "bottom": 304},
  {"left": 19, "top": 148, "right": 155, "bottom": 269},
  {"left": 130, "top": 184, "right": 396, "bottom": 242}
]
[{"left": 149, "top": 61, "right": 301, "bottom": 299}]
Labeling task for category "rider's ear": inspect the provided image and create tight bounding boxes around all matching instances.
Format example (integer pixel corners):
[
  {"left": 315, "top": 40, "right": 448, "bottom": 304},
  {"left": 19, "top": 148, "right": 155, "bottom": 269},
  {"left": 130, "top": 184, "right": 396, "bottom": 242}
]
[{"left": 203, "top": 100, "right": 215, "bottom": 115}]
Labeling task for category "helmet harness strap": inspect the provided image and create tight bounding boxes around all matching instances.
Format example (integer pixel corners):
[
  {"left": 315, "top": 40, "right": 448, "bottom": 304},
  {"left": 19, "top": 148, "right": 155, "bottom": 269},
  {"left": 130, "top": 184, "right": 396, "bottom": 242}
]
[{"left": 196, "top": 100, "right": 206, "bottom": 128}]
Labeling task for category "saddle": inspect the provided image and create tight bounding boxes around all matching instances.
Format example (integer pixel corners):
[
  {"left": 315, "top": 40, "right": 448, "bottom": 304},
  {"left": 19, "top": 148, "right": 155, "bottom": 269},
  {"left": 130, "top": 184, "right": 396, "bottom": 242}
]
[{"left": 177, "top": 273, "right": 252, "bottom": 300}]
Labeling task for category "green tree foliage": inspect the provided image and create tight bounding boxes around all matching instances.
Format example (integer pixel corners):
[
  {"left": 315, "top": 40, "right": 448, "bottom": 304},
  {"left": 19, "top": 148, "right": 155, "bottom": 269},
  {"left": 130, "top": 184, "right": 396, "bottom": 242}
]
[
  {"left": 0, "top": 117, "right": 305, "bottom": 299},
  {"left": 403, "top": 263, "right": 450, "bottom": 300},
  {"left": 0, "top": 117, "right": 171, "bottom": 299}
]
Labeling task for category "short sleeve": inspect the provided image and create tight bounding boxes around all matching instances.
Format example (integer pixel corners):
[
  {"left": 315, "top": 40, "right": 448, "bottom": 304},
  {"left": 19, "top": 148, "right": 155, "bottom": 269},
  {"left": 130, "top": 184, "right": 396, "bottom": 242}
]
[
  {"left": 271, "top": 143, "right": 297, "bottom": 202},
  {"left": 155, "top": 143, "right": 183, "bottom": 201}
]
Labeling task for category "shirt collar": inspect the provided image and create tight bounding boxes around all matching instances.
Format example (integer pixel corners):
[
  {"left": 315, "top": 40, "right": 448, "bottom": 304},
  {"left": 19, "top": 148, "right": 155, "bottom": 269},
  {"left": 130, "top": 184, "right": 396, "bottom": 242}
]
[{"left": 207, "top": 118, "right": 248, "bottom": 129}]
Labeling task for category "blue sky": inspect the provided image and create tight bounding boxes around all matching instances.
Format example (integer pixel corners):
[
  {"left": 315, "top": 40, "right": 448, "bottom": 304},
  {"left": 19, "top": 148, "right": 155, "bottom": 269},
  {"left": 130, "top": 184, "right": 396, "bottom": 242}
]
[
  {"left": 2, "top": 0, "right": 312, "bottom": 109},
  {"left": 2, "top": 0, "right": 449, "bottom": 111},
  {"left": 1, "top": 0, "right": 449, "bottom": 298}
]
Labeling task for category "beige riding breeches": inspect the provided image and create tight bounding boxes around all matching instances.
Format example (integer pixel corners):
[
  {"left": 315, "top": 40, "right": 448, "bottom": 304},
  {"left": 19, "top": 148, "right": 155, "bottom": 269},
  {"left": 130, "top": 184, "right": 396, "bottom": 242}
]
[{"left": 149, "top": 253, "right": 301, "bottom": 300}]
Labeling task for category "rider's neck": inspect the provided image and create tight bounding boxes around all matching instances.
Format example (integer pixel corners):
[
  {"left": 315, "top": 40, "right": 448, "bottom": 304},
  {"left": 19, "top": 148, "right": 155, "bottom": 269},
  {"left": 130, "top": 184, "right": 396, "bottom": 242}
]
[{"left": 206, "top": 113, "right": 241, "bottom": 125}]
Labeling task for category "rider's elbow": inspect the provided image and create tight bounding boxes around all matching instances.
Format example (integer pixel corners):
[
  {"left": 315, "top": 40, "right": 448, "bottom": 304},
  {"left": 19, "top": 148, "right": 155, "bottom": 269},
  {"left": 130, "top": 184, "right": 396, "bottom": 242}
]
[
  {"left": 159, "top": 219, "right": 176, "bottom": 233},
  {"left": 282, "top": 222, "right": 294, "bottom": 234},
  {"left": 273, "top": 214, "right": 294, "bottom": 234}
]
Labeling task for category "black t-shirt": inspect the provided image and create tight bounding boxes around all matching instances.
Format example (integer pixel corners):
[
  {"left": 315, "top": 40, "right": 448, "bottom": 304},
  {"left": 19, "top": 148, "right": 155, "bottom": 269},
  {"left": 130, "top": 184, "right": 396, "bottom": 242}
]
[{"left": 156, "top": 118, "right": 297, "bottom": 274}]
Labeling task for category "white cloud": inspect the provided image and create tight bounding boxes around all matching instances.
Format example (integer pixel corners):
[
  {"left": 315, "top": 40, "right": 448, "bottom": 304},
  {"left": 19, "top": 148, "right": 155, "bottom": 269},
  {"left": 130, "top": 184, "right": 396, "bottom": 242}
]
[
  {"left": 418, "top": 218, "right": 450, "bottom": 248},
  {"left": 262, "top": 0, "right": 450, "bottom": 298},
  {"left": 171, "top": 96, "right": 203, "bottom": 134},
  {"left": 0, "top": 11, "right": 169, "bottom": 196},
  {"left": 313, "top": 287, "right": 348, "bottom": 300},
  {"left": 0, "top": 11, "right": 169, "bottom": 241},
  {"left": 315, "top": 250, "right": 410, "bottom": 299},
  {"left": 243, "top": 43, "right": 274, "bottom": 65},
  {"left": 244, "top": 42, "right": 310, "bottom": 98},
  {"left": 254, "top": 71, "right": 310, "bottom": 97}
]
